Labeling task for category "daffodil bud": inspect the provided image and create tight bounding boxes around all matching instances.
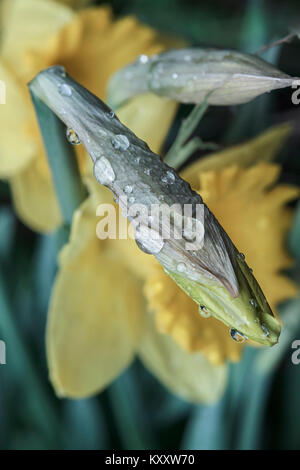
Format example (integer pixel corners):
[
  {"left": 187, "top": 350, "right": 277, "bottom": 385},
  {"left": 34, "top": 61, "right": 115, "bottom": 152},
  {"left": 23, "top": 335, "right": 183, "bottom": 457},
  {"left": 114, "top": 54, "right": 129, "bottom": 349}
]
[
  {"left": 29, "top": 66, "right": 281, "bottom": 346},
  {"left": 107, "top": 48, "right": 294, "bottom": 108}
]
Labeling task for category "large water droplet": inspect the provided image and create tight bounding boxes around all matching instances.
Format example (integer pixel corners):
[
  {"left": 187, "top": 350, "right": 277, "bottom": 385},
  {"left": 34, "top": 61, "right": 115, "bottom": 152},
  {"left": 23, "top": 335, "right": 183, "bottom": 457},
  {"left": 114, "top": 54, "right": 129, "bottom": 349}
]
[
  {"left": 94, "top": 157, "right": 115, "bottom": 186},
  {"left": 112, "top": 134, "right": 130, "bottom": 151},
  {"left": 230, "top": 328, "right": 248, "bottom": 343},
  {"left": 199, "top": 305, "right": 211, "bottom": 318},
  {"left": 58, "top": 83, "right": 72, "bottom": 97},
  {"left": 161, "top": 170, "right": 175, "bottom": 184},
  {"left": 66, "top": 128, "right": 81, "bottom": 145},
  {"left": 135, "top": 225, "right": 164, "bottom": 255}
]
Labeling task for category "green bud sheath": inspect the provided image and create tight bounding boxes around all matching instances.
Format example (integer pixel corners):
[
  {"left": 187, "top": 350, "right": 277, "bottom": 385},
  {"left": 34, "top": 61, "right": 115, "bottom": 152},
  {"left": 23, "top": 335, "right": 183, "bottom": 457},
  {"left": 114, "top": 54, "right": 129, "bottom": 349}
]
[
  {"left": 29, "top": 66, "right": 281, "bottom": 346},
  {"left": 107, "top": 48, "right": 295, "bottom": 108}
]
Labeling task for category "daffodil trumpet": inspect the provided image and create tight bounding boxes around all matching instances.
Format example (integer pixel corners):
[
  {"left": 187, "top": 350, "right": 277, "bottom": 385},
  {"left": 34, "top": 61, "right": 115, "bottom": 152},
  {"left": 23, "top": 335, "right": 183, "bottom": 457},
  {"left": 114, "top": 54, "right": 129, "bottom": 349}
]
[{"left": 29, "top": 66, "right": 281, "bottom": 346}]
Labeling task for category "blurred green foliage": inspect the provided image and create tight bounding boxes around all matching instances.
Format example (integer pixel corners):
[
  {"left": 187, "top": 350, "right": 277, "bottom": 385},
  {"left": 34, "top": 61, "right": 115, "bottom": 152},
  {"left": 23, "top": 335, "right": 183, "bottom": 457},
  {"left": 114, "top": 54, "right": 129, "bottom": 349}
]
[{"left": 1, "top": 0, "right": 300, "bottom": 450}]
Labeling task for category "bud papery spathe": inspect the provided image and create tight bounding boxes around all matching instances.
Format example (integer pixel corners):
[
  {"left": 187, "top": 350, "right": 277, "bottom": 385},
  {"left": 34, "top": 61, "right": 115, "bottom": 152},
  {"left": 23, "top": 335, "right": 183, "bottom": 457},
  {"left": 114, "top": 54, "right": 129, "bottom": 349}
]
[
  {"left": 107, "top": 48, "right": 295, "bottom": 108},
  {"left": 29, "top": 66, "right": 281, "bottom": 346}
]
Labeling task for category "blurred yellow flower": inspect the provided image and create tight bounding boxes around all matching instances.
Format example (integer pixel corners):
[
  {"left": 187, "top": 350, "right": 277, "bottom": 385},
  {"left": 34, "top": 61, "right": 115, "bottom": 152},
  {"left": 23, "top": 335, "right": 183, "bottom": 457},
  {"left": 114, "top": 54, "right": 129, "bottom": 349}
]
[
  {"left": 47, "top": 123, "right": 298, "bottom": 403},
  {"left": 0, "top": 0, "right": 177, "bottom": 231}
]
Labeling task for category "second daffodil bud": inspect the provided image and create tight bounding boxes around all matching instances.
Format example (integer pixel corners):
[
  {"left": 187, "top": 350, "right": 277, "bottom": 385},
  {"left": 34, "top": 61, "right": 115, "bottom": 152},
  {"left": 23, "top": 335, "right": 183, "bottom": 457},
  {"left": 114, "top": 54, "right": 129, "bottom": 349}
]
[
  {"left": 29, "top": 66, "right": 281, "bottom": 347},
  {"left": 107, "top": 48, "right": 295, "bottom": 108}
]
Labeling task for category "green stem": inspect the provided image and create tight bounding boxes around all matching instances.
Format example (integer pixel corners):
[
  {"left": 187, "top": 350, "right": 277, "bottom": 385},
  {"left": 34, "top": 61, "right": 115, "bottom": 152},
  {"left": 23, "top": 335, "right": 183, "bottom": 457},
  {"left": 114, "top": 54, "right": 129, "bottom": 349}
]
[
  {"left": 30, "top": 92, "right": 86, "bottom": 225},
  {"left": 165, "top": 102, "right": 217, "bottom": 169},
  {"left": 0, "top": 268, "right": 60, "bottom": 445}
]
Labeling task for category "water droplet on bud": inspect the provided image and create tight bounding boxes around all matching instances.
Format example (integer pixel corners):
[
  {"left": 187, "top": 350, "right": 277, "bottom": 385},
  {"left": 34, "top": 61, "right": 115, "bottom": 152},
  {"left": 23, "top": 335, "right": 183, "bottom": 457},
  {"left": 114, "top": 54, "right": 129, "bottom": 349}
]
[
  {"left": 161, "top": 170, "right": 176, "bottom": 184},
  {"left": 112, "top": 134, "right": 130, "bottom": 151},
  {"left": 135, "top": 225, "right": 164, "bottom": 255},
  {"left": 124, "top": 185, "right": 133, "bottom": 194},
  {"left": 94, "top": 157, "right": 115, "bottom": 186},
  {"left": 177, "top": 262, "right": 186, "bottom": 273},
  {"left": 199, "top": 305, "right": 211, "bottom": 318},
  {"left": 66, "top": 128, "right": 81, "bottom": 145},
  {"left": 58, "top": 83, "right": 72, "bottom": 97},
  {"left": 261, "top": 323, "right": 270, "bottom": 337},
  {"left": 230, "top": 328, "right": 248, "bottom": 343},
  {"left": 139, "top": 54, "right": 149, "bottom": 64}
]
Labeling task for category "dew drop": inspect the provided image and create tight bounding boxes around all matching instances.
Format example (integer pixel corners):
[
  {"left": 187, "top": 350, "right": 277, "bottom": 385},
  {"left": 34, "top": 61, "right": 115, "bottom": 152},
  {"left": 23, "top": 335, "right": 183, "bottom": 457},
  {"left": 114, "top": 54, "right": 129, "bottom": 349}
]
[
  {"left": 128, "top": 196, "right": 135, "bottom": 204},
  {"left": 112, "top": 134, "right": 130, "bottom": 151},
  {"left": 58, "top": 83, "right": 72, "bottom": 97},
  {"left": 144, "top": 168, "right": 152, "bottom": 176},
  {"left": 199, "top": 305, "right": 211, "bottom": 318},
  {"left": 182, "top": 228, "right": 196, "bottom": 243},
  {"left": 230, "top": 328, "right": 248, "bottom": 343},
  {"left": 135, "top": 225, "right": 164, "bottom": 255},
  {"left": 124, "top": 185, "right": 133, "bottom": 194},
  {"left": 139, "top": 54, "right": 149, "bottom": 64},
  {"left": 237, "top": 252, "right": 245, "bottom": 261},
  {"left": 66, "top": 128, "right": 81, "bottom": 145},
  {"left": 52, "top": 65, "right": 66, "bottom": 77},
  {"left": 177, "top": 262, "right": 186, "bottom": 273},
  {"left": 161, "top": 170, "right": 175, "bottom": 184},
  {"left": 172, "top": 73, "right": 179, "bottom": 79},
  {"left": 108, "top": 110, "right": 115, "bottom": 119},
  {"left": 261, "top": 323, "right": 270, "bottom": 337},
  {"left": 249, "top": 298, "right": 257, "bottom": 308},
  {"left": 94, "top": 157, "right": 115, "bottom": 186}
]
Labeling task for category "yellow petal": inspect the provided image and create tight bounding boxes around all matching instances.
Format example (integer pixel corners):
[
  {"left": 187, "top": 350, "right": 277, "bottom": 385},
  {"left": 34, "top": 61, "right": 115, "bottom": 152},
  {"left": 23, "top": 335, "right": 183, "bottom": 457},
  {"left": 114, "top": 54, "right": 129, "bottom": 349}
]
[
  {"left": 0, "top": 62, "right": 36, "bottom": 177},
  {"left": 144, "top": 265, "right": 243, "bottom": 364},
  {"left": 139, "top": 162, "right": 298, "bottom": 364},
  {"left": 47, "top": 196, "right": 144, "bottom": 398},
  {"left": 86, "top": 174, "right": 156, "bottom": 279},
  {"left": 182, "top": 123, "right": 292, "bottom": 189},
  {"left": 117, "top": 93, "right": 177, "bottom": 154},
  {"left": 58, "top": 0, "right": 91, "bottom": 8},
  {"left": 198, "top": 163, "right": 299, "bottom": 312},
  {"left": 10, "top": 155, "right": 62, "bottom": 233},
  {"left": 138, "top": 309, "right": 227, "bottom": 404},
  {"left": 1, "top": 0, "right": 74, "bottom": 79}
]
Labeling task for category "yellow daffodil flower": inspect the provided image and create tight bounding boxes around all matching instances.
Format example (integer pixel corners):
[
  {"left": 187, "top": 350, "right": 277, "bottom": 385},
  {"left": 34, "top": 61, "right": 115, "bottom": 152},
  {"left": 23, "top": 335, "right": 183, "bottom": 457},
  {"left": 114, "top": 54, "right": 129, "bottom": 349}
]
[
  {"left": 47, "top": 122, "right": 298, "bottom": 402},
  {"left": 0, "top": 0, "right": 177, "bottom": 231}
]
